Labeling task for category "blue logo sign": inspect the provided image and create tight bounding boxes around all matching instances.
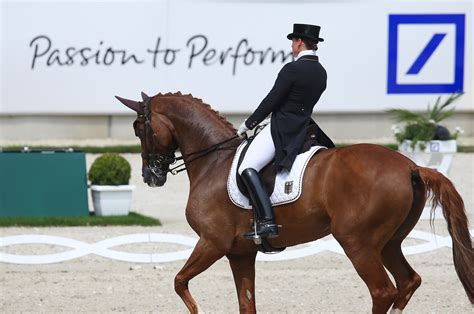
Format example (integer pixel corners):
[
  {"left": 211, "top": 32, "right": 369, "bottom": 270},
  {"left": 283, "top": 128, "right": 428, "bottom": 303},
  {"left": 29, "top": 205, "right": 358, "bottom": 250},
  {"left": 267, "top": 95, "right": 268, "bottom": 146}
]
[{"left": 387, "top": 14, "right": 465, "bottom": 94}]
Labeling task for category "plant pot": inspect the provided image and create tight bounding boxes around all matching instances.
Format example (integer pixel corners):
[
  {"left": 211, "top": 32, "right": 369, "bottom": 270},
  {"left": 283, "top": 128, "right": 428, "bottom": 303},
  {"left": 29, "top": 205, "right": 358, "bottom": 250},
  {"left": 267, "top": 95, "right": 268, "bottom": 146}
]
[
  {"left": 398, "top": 139, "right": 457, "bottom": 176},
  {"left": 398, "top": 139, "right": 457, "bottom": 179},
  {"left": 90, "top": 185, "right": 135, "bottom": 216},
  {"left": 398, "top": 139, "right": 457, "bottom": 153}
]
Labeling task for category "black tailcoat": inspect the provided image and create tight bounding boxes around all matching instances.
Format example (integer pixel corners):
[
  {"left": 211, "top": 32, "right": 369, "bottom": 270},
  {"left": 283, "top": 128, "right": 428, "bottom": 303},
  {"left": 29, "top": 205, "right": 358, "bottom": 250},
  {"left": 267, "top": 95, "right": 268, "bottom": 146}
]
[{"left": 245, "top": 55, "right": 334, "bottom": 171}]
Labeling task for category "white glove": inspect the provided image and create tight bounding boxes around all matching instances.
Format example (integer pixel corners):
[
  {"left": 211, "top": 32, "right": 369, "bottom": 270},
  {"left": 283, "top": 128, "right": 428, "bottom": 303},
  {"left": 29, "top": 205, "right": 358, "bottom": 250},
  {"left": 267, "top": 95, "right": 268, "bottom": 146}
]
[
  {"left": 260, "top": 118, "right": 271, "bottom": 127},
  {"left": 237, "top": 121, "right": 249, "bottom": 138}
]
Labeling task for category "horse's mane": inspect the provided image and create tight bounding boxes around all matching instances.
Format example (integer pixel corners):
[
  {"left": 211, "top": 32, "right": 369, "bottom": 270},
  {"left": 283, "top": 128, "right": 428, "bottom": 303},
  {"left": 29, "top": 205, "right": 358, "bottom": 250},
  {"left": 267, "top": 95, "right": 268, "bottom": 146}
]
[{"left": 155, "top": 92, "right": 236, "bottom": 132}]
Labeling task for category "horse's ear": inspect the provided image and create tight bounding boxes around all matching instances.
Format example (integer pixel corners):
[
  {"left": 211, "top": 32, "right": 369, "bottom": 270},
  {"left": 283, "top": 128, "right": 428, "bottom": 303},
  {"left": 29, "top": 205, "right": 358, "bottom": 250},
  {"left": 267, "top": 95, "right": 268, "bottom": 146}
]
[
  {"left": 141, "top": 91, "right": 149, "bottom": 101},
  {"left": 115, "top": 96, "right": 144, "bottom": 114}
]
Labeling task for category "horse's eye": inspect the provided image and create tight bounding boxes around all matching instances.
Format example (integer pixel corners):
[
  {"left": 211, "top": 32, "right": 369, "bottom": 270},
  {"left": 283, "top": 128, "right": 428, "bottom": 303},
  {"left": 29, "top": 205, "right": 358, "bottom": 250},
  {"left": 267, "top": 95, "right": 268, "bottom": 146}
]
[
  {"left": 133, "top": 121, "right": 145, "bottom": 137},
  {"left": 135, "top": 129, "right": 144, "bottom": 137}
]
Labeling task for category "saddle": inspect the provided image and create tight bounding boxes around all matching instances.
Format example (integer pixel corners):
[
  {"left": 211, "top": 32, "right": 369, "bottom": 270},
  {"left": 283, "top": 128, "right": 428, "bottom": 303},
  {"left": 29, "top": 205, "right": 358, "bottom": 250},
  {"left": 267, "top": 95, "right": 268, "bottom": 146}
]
[{"left": 236, "top": 123, "right": 327, "bottom": 198}]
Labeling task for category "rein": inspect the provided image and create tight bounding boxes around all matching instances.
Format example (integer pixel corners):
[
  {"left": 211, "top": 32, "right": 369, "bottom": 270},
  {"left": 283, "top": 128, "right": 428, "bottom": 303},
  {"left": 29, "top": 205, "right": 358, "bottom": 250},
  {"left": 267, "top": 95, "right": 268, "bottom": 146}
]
[{"left": 168, "top": 135, "right": 239, "bottom": 175}]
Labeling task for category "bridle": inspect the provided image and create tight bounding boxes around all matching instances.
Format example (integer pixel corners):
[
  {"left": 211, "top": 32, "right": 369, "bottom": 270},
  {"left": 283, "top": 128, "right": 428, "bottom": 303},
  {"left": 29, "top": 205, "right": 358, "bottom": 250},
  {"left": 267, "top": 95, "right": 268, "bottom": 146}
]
[
  {"left": 136, "top": 97, "right": 239, "bottom": 176},
  {"left": 135, "top": 97, "right": 177, "bottom": 178}
]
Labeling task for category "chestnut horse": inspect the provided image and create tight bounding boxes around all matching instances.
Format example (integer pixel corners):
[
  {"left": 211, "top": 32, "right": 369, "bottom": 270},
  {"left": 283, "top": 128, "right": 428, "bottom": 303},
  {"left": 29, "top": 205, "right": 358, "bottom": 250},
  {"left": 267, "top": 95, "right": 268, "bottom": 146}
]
[{"left": 116, "top": 92, "right": 473, "bottom": 313}]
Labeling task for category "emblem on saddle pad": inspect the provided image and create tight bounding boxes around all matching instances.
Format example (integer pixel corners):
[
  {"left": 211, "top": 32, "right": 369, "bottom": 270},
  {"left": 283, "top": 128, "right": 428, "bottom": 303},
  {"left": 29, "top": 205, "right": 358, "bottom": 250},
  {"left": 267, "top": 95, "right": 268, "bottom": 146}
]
[{"left": 284, "top": 181, "right": 293, "bottom": 194}]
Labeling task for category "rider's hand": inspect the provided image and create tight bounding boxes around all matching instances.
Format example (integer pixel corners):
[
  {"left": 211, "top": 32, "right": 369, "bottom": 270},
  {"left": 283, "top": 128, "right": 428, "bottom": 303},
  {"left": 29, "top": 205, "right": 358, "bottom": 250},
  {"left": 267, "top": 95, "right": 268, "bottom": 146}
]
[
  {"left": 260, "top": 118, "right": 271, "bottom": 127},
  {"left": 237, "top": 121, "right": 249, "bottom": 138}
]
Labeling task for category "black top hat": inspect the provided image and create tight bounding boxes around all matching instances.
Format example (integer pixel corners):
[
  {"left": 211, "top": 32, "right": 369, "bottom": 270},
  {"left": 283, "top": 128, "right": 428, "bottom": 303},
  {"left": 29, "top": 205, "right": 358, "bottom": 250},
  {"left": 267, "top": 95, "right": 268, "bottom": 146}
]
[{"left": 287, "top": 23, "right": 324, "bottom": 42}]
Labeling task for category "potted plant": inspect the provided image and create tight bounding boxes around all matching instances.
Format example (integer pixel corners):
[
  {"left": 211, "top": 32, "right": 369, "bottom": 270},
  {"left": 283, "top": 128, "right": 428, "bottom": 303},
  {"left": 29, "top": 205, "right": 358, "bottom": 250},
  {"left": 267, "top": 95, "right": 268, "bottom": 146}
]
[
  {"left": 387, "top": 94, "right": 465, "bottom": 219},
  {"left": 387, "top": 93, "right": 464, "bottom": 153},
  {"left": 88, "top": 153, "right": 134, "bottom": 216}
]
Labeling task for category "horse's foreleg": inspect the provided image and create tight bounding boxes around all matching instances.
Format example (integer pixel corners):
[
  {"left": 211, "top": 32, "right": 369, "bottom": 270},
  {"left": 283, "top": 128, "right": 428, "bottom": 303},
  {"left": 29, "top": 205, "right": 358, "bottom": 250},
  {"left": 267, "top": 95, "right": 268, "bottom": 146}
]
[
  {"left": 227, "top": 253, "right": 258, "bottom": 313},
  {"left": 382, "top": 240, "right": 421, "bottom": 312},
  {"left": 174, "top": 238, "right": 225, "bottom": 313}
]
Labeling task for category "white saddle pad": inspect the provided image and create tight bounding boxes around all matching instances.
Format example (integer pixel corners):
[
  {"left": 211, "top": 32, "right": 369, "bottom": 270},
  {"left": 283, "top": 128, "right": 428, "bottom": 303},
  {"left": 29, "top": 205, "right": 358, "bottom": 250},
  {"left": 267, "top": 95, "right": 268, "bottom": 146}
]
[{"left": 227, "top": 141, "right": 326, "bottom": 209}]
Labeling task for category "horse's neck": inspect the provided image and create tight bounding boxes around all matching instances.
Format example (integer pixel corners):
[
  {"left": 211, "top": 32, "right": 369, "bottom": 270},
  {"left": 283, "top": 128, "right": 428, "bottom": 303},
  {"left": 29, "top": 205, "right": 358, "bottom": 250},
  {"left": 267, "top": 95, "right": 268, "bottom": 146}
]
[{"left": 159, "top": 98, "right": 237, "bottom": 180}]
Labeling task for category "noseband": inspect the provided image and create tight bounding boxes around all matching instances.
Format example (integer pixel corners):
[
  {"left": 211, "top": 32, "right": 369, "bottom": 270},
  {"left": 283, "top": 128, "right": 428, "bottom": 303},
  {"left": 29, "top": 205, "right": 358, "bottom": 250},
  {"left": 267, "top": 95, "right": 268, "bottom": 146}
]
[{"left": 146, "top": 152, "right": 176, "bottom": 177}]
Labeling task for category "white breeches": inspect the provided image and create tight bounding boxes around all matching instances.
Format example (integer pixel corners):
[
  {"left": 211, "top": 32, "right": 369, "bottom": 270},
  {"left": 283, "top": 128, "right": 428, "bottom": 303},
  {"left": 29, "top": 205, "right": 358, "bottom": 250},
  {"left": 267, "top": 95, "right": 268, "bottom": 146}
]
[{"left": 238, "top": 124, "right": 276, "bottom": 175}]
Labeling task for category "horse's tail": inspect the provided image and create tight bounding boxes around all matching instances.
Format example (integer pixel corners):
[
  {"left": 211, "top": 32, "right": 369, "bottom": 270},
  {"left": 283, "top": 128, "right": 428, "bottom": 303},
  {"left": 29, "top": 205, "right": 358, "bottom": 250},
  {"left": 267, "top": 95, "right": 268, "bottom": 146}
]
[{"left": 415, "top": 167, "right": 473, "bottom": 304}]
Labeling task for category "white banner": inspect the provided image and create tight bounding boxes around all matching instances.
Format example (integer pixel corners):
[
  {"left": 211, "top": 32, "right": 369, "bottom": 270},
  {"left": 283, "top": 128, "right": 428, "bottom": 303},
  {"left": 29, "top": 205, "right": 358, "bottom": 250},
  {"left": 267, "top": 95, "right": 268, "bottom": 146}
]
[{"left": 0, "top": 0, "right": 472, "bottom": 114}]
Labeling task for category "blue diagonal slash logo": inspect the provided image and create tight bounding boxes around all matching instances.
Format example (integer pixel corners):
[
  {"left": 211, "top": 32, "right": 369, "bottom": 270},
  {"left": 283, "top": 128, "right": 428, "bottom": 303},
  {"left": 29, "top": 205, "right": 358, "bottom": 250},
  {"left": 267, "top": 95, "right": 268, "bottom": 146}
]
[
  {"left": 387, "top": 14, "right": 465, "bottom": 94},
  {"left": 406, "top": 33, "right": 446, "bottom": 75}
]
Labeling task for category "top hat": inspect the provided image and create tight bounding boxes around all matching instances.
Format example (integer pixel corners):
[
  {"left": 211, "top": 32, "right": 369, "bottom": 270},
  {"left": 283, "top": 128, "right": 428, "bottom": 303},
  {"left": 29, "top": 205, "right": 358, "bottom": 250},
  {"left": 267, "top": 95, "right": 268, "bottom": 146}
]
[{"left": 287, "top": 23, "right": 324, "bottom": 42}]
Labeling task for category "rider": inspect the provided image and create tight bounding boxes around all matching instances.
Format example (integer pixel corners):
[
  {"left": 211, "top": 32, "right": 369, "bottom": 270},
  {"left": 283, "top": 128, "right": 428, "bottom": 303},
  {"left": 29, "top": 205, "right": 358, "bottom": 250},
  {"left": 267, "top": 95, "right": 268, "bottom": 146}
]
[{"left": 237, "top": 23, "right": 335, "bottom": 239}]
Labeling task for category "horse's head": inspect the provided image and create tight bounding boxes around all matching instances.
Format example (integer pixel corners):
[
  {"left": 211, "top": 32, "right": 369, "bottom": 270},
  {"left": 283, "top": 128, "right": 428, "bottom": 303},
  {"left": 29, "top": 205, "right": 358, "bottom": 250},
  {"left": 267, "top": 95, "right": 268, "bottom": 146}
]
[{"left": 115, "top": 92, "right": 178, "bottom": 187}]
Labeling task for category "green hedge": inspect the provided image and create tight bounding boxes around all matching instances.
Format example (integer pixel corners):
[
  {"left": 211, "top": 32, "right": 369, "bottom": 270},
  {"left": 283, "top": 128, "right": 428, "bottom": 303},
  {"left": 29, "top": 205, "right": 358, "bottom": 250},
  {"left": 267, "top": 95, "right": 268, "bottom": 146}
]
[
  {"left": 0, "top": 212, "right": 161, "bottom": 227},
  {"left": 88, "top": 153, "right": 131, "bottom": 185}
]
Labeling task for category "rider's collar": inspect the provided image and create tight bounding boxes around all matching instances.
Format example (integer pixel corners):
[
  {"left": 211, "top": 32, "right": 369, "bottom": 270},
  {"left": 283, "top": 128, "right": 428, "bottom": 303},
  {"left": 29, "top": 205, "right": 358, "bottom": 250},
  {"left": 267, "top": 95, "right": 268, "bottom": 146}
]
[{"left": 294, "top": 50, "right": 317, "bottom": 61}]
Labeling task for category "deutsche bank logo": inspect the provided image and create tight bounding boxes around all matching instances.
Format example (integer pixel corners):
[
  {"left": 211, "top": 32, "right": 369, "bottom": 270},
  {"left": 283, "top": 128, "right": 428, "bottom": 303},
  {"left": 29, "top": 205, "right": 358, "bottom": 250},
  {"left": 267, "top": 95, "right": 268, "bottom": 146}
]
[{"left": 387, "top": 14, "right": 465, "bottom": 94}]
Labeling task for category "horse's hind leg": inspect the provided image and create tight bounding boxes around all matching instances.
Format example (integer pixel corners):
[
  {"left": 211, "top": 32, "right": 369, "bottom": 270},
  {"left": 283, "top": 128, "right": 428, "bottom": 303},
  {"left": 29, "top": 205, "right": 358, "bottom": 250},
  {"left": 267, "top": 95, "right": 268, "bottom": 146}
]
[
  {"left": 337, "top": 240, "right": 398, "bottom": 313},
  {"left": 174, "top": 238, "right": 225, "bottom": 313},
  {"left": 227, "top": 253, "right": 258, "bottom": 313},
  {"left": 382, "top": 173, "right": 424, "bottom": 312},
  {"left": 381, "top": 240, "right": 421, "bottom": 313}
]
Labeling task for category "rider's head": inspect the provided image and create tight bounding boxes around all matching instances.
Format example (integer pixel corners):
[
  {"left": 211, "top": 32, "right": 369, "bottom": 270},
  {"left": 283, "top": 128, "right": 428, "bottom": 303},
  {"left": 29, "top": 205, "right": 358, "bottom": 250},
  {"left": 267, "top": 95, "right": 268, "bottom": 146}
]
[
  {"left": 287, "top": 23, "right": 324, "bottom": 57},
  {"left": 291, "top": 38, "right": 318, "bottom": 57}
]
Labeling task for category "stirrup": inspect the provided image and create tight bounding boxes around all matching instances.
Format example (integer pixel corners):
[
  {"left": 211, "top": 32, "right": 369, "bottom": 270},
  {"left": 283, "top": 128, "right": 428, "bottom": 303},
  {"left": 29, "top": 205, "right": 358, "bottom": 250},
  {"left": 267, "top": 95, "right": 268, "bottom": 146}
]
[{"left": 244, "top": 223, "right": 279, "bottom": 240}]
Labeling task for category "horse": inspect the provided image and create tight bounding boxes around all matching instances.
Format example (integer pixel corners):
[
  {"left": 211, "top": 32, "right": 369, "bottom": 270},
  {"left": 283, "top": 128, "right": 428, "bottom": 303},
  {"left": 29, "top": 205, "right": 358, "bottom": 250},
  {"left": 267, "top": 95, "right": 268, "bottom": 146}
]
[{"left": 116, "top": 92, "right": 473, "bottom": 313}]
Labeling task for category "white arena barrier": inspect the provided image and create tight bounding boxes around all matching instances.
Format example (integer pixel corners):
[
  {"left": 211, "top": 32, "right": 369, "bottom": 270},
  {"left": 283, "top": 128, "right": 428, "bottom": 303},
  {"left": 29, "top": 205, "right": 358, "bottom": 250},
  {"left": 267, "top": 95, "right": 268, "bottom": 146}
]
[{"left": 1, "top": 230, "right": 472, "bottom": 265}]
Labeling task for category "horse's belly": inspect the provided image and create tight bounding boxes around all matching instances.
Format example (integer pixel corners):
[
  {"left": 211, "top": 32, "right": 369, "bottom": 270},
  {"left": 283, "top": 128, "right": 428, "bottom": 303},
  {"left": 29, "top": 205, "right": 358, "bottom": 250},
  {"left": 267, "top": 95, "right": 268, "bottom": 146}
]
[{"left": 271, "top": 202, "right": 331, "bottom": 247}]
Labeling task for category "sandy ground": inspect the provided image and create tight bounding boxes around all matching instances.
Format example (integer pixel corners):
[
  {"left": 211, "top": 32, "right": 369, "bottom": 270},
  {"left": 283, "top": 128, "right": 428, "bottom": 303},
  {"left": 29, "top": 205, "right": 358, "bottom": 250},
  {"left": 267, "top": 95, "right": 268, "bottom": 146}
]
[{"left": 1, "top": 152, "right": 473, "bottom": 313}]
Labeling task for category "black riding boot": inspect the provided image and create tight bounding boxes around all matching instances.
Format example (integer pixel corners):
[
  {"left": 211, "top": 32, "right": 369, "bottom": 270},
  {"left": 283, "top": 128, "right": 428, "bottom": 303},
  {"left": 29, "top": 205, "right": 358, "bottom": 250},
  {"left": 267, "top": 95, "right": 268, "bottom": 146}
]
[{"left": 240, "top": 168, "right": 279, "bottom": 239}]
